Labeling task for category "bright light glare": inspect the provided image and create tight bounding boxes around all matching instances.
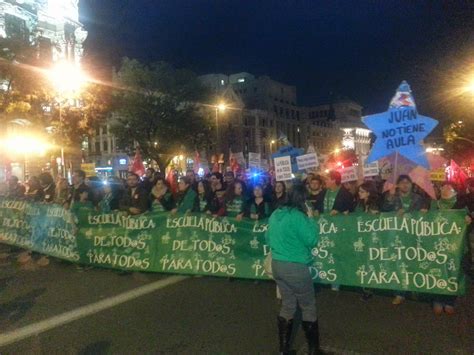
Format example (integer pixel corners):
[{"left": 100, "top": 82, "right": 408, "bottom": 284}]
[
  {"left": 0, "top": 136, "right": 51, "bottom": 156},
  {"left": 49, "top": 62, "right": 87, "bottom": 93},
  {"left": 217, "top": 103, "right": 227, "bottom": 112}
]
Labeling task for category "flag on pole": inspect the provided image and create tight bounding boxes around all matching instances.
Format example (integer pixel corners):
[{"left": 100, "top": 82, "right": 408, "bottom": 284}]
[{"left": 130, "top": 148, "right": 145, "bottom": 176}]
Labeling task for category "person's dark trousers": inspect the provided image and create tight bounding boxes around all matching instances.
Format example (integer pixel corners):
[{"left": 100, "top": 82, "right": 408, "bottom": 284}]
[
  {"left": 277, "top": 316, "right": 293, "bottom": 355},
  {"left": 302, "top": 320, "right": 322, "bottom": 355}
]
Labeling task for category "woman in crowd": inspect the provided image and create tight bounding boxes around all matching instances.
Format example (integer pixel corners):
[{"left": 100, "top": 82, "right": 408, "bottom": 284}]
[
  {"left": 356, "top": 181, "right": 380, "bottom": 214},
  {"left": 150, "top": 177, "right": 176, "bottom": 212},
  {"left": 272, "top": 181, "right": 288, "bottom": 210},
  {"left": 196, "top": 180, "right": 213, "bottom": 213},
  {"left": 382, "top": 174, "right": 428, "bottom": 305},
  {"left": 24, "top": 176, "right": 44, "bottom": 202},
  {"left": 266, "top": 184, "right": 320, "bottom": 355},
  {"left": 430, "top": 181, "right": 471, "bottom": 315},
  {"left": 98, "top": 178, "right": 124, "bottom": 213},
  {"left": 245, "top": 184, "right": 272, "bottom": 220},
  {"left": 172, "top": 176, "right": 197, "bottom": 214},
  {"left": 223, "top": 180, "right": 246, "bottom": 220}
]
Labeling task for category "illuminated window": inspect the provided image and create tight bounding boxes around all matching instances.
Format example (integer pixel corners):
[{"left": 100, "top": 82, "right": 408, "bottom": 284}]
[
  {"left": 237, "top": 78, "right": 245, "bottom": 83},
  {"left": 221, "top": 79, "right": 225, "bottom": 85}
]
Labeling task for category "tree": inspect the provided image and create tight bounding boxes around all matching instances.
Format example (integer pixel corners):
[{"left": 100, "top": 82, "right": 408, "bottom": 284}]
[
  {"left": 443, "top": 120, "right": 474, "bottom": 165},
  {"left": 111, "top": 58, "right": 213, "bottom": 172}
]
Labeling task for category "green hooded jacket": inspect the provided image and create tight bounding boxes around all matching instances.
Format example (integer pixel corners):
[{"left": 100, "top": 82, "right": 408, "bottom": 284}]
[{"left": 265, "top": 207, "right": 318, "bottom": 265}]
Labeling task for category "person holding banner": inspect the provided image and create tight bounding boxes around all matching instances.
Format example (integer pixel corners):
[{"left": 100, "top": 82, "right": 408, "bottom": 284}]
[
  {"left": 266, "top": 184, "right": 320, "bottom": 355},
  {"left": 150, "top": 178, "right": 176, "bottom": 212},
  {"left": 382, "top": 175, "right": 428, "bottom": 214},
  {"left": 430, "top": 181, "right": 471, "bottom": 315},
  {"left": 321, "top": 171, "right": 355, "bottom": 216},
  {"left": 172, "top": 176, "right": 198, "bottom": 214},
  {"left": 196, "top": 180, "right": 214, "bottom": 213},
  {"left": 223, "top": 181, "right": 246, "bottom": 220},
  {"left": 245, "top": 184, "right": 272, "bottom": 220},
  {"left": 356, "top": 181, "right": 381, "bottom": 214},
  {"left": 119, "top": 172, "right": 149, "bottom": 215},
  {"left": 382, "top": 175, "right": 428, "bottom": 305}
]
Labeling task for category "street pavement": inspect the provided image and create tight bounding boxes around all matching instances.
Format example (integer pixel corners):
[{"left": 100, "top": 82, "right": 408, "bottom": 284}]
[{"left": 0, "top": 243, "right": 473, "bottom": 355}]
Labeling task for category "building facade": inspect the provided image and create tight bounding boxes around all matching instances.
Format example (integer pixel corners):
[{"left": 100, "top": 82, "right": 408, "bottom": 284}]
[
  {"left": 0, "top": 0, "right": 87, "bottom": 181},
  {"left": 199, "top": 72, "right": 365, "bottom": 161}
]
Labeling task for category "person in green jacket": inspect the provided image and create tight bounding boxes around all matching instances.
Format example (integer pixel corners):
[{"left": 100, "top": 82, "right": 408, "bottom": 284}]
[
  {"left": 430, "top": 181, "right": 471, "bottom": 315},
  {"left": 265, "top": 184, "right": 320, "bottom": 355},
  {"left": 172, "top": 176, "right": 197, "bottom": 214}
]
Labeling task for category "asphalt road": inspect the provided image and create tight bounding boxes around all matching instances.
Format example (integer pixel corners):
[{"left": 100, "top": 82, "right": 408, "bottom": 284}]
[{"left": 0, "top": 244, "right": 473, "bottom": 355}]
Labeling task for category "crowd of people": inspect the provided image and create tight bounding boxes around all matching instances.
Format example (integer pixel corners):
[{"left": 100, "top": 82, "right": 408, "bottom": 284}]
[{"left": 1, "top": 167, "right": 473, "bottom": 314}]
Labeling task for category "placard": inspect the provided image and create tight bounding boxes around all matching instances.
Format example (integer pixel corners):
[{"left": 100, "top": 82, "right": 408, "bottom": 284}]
[
  {"left": 274, "top": 156, "right": 293, "bottom": 181},
  {"left": 248, "top": 152, "right": 261, "bottom": 169},
  {"left": 296, "top": 153, "right": 319, "bottom": 170},
  {"left": 363, "top": 161, "right": 379, "bottom": 177},
  {"left": 339, "top": 166, "right": 358, "bottom": 183}
]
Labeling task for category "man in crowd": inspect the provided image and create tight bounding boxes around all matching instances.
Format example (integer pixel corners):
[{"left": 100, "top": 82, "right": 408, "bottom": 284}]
[
  {"left": 321, "top": 170, "right": 355, "bottom": 215},
  {"left": 120, "top": 172, "right": 149, "bottom": 215},
  {"left": 306, "top": 175, "right": 324, "bottom": 214},
  {"left": 38, "top": 172, "right": 55, "bottom": 203},
  {"left": 67, "top": 170, "right": 90, "bottom": 208},
  {"left": 382, "top": 174, "right": 428, "bottom": 213},
  {"left": 141, "top": 168, "right": 156, "bottom": 194},
  {"left": 6, "top": 176, "right": 25, "bottom": 199}
]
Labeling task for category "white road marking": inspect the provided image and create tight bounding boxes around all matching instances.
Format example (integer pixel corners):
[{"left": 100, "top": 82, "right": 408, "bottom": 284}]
[{"left": 0, "top": 275, "right": 188, "bottom": 348}]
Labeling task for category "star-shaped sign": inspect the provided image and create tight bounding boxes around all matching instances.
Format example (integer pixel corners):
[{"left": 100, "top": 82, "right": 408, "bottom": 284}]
[{"left": 362, "top": 81, "right": 438, "bottom": 169}]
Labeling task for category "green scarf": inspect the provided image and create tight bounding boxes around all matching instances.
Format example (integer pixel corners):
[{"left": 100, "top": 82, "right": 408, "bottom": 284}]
[{"left": 436, "top": 196, "right": 457, "bottom": 211}]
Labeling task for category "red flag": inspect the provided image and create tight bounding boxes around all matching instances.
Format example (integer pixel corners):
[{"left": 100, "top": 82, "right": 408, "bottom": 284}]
[
  {"left": 130, "top": 148, "right": 145, "bottom": 176},
  {"left": 409, "top": 166, "right": 436, "bottom": 199},
  {"left": 229, "top": 151, "right": 239, "bottom": 173},
  {"left": 448, "top": 160, "right": 468, "bottom": 188},
  {"left": 166, "top": 168, "right": 178, "bottom": 195}
]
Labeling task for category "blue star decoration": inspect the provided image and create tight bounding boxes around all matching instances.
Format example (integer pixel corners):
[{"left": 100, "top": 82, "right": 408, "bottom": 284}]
[{"left": 362, "top": 81, "right": 438, "bottom": 169}]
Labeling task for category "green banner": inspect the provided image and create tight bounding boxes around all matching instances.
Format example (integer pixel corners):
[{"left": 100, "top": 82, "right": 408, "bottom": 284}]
[{"left": 0, "top": 199, "right": 467, "bottom": 295}]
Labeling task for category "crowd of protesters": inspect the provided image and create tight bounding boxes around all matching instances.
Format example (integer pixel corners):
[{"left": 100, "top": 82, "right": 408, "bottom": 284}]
[{"left": 1, "top": 167, "right": 473, "bottom": 314}]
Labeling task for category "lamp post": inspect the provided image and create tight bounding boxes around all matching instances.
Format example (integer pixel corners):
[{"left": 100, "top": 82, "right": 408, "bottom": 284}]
[
  {"left": 48, "top": 61, "right": 87, "bottom": 177},
  {"left": 214, "top": 102, "right": 227, "bottom": 154}
]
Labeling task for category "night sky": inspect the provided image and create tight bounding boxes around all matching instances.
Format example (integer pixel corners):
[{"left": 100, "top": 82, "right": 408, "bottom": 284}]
[{"left": 79, "top": 1, "right": 474, "bottom": 119}]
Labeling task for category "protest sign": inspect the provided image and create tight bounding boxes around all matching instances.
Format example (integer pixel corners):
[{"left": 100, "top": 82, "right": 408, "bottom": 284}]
[
  {"left": 363, "top": 161, "right": 379, "bottom": 177},
  {"left": 274, "top": 156, "right": 293, "bottom": 181},
  {"left": 80, "top": 163, "right": 96, "bottom": 177},
  {"left": 0, "top": 199, "right": 467, "bottom": 296},
  {"left": 248, "top": 152, "right": 261, "bottom": 169},
  {"left": 339, "top": 166, "right": 358, "bottom": 183},
  {"left": 430, "top": 168, "right": 446, "bottom": 182},
  {"left": 362, "top": 81, "right": 438, "bottom": 168},
  {"left": 296, "top": 153, "right": 319, "bottom": 170},
  {"left": 272, "top": 145, "right": 304, "bottom": 173}
]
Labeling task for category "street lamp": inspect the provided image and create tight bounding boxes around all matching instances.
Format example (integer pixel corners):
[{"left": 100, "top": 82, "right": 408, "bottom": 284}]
[{"left": 48, "top": 61, "right": 87, "bottom": 177}]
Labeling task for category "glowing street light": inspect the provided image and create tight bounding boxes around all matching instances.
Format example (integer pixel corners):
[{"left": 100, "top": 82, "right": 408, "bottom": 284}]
[
  {"left": 48, "top": 61, "right": 88, "bottom": 177},
  {"left": 48, "top": 61, "right": 87, "bottom": 94},
  {"left": 217, "top": 102, "right": 227, "bottom": 112}
]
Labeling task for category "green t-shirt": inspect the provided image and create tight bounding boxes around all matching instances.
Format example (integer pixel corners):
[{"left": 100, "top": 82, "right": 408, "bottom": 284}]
[
  {"left": 323, "top": 188, "right": 339, "bottom": 213},
  {"left": 400, "top": 195, "right": 412, "bottom": 210},
  {"left": 430, "top": 196, "right": 457, "bottom": 211},
  {"left": 198, "top": 195, "right": 208, "bottom": 212},
  {"left": 226, "top": 197, "right": 244, "bottom": 217}
]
